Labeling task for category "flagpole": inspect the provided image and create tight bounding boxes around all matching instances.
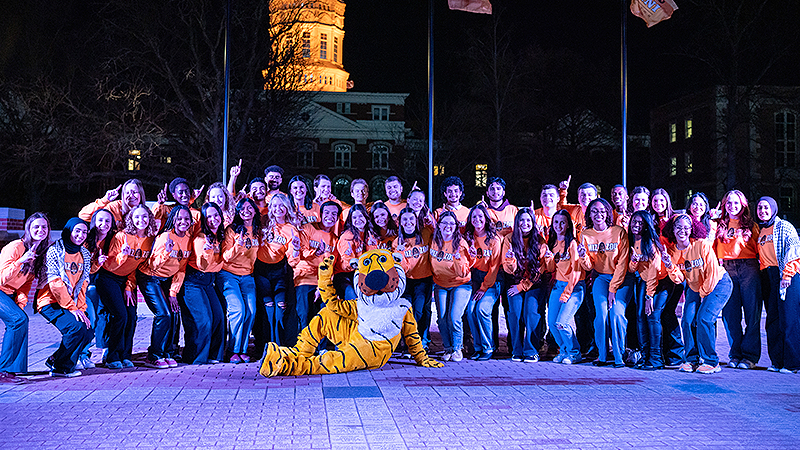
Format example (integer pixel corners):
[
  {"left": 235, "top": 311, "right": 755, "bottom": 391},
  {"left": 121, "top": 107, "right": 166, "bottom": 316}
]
[
  {"left": 427, "top": 0, "right": 434, "bottom": 210},
  {"left": 621, "top": 0, "right": 628, "bottom": 188},
  {"left": 222, "top": 0, "right": 232, "bottom": 185}
]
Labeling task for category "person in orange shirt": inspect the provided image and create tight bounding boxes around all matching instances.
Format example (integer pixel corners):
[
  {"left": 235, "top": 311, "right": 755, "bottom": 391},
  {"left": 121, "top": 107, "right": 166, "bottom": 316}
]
[
  {"left": 662, "top": 214, "right": 733, "bottom": 374},
  {"left": 219, "top": 198, "right": 261, "bottom": 364},
  {"left": 369, "top": 201, "right": 398, "bottom": 251},
  {"left": 137, "top": 205, "right": 192, "bottom": 369},
  {"left": 287, "top": 201, "right": 339, "bottom": 344},
  {"left": 434, "top": 176, "right": 470, "bottom": 231},
  {"left": 384, "top": 176, "right": 407, "bottom": 223},
  {"left": 396, "top": 207, "right": 433, "bottom": 351},
  {"left": 78, "top": 178, "right": 147, "bottom": 229},
  {"left": 333, "top": 204, "right": 372, "bottom": 300},
  {"left": 96, "top": 204, "right": 157, "bottom": 369},
  {"left": 482, "top": 177, "right": 518, "bottom": 237},
  {"left": 534, "top": 184, "right": 559, "bottom": 239},
  {"left": 289, "top": 175, "right": 318, "bottom": 225},
  {"left": 181, "top": 202, "right": 226, "bottom": 365},
  {"left": 431, "top": 211, "right": 475, "bottom": 362},
  {"left": 263, "top": 165, "right": 285, "bottom": 203},
  {"left": 206, "top": 182, "right": 238, "bottom": 227},
  {"left": 502, "top": 208, "right": 548, "bottom": 362},
  {"left": 152, "top": 177, "right": 204, "bottom": 234},
  {"left": 714, "top": 189, "right": 762, "bottom": 370},
  {"left": 611, "top": 185, "right": 630, "bottom": 229},
  {"left": 557, "top": 176, "right": 598, "bottom": 238},
  {"left": 755, "top": 196, "right": 800, "bottom": 374},
  {"left": 650, "top": 188, "right": 674, "bottom": 235},
  {"left": 544, "top": 210, "right": 586, "bottom": 365},
  {"left": 37, "top": 218, "right": 93, "bottom": 378},
  {"left": 464, "top": 205, "right": 502, "bottom": 361},
  {"left": 582, "top": 198, "right": 635, "bottom": 367},
  {"left": 253, "top": 193, "right": 299, "bottom": 353},
  {"left": 0, "top": 212, "right": 50, "bottom": 382},
  {"left": 312, "top": 174, "right": 345, "bottom": 210},
  {"left": 407, "top": 189, "right": 436, "bottom": 232},
  {"left": 246, "top": 178, "right": 269, "bottom": 217},
  {"left": 340, "top": 178, "right": 372, "bottom": 229}
]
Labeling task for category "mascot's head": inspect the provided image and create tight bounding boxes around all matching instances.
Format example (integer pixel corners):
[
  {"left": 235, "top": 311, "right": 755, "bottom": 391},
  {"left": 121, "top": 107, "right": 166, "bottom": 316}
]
[{"left": 353, "top": 249, "right": 406, "bottom": 307}]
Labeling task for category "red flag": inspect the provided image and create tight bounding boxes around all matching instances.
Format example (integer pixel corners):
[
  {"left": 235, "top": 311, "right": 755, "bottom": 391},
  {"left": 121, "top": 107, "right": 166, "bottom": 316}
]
[
  {"left": 630, "top": 0, "right": 678, "bottom": 27},
  {"left": 448, "top": 0, "right": 492, "bottom": 15}
]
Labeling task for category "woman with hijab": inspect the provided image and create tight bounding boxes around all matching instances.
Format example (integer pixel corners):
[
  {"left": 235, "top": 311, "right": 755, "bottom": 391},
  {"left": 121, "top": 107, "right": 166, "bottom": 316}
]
[
  {"left": 36, "top": 218, "right": 94, "bottom": 378},
  {"left": 755, "top": 196, "right": 800, "bottom": 374}
]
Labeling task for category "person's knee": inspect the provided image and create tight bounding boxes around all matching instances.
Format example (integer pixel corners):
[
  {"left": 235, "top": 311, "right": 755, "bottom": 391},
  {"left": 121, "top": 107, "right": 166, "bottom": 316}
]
[{"left": 8, "top": 310, "right": 28, "bottom": 329}]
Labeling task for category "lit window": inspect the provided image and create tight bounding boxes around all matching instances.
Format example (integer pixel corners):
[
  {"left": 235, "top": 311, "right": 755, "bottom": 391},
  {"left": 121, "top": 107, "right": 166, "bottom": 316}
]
[
  {"left": 670, "top": 156, "right": 677, "bottom": 176},
  {"left": 475, "top": 164, "right": 488, "bottom": 187},
  {"left": 302, "top": 32, "right": 311, "bottom": 58},
  {"left": 433, "top": 165, "right": 444, "bottom": 176},
  {"left": 161, "top": 156, "right": 172, "bottom": 164},
  {"left": 371, "top": 143, "right": 390, "bottom": 170},
  {"left": 780, "top": 186, "right": 794, "bottom": 212},
  {"left": 372, "top": 105, "right": 389, "bottom": 121},
  {"left": 127, "top": 149, "right": 141, "bottom": 171},
  {"left": 776, "top": 111, "right": 797, "bottom": 167},
  {"left": 334, "top": 142, "right": 353, "bottom": 169},
  {"left": 685, "top": 118, "right": 693, "bottom": 139},
  {"left": 320, "top": 33, "right": 327, "bottom": 59},
  {"left": 297, "top": 141, "right": 315, "bottom": 168},
  {"left": 685, "top": 152, "right": 692, "bottom": 173},
  {"left": 333, "top": 37, "right": 339, "bottom": 63},
  {"left": 669, "top": 123, "right": 677, "bottom": 143},
  {"left": 686, "top": 190, "right": 694, "bottom": 202}
]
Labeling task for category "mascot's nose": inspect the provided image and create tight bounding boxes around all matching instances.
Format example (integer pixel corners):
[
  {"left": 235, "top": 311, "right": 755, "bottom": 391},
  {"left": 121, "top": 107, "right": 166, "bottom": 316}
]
[{"left": 365, "top": 270, "right": 389, "bottom": 292}]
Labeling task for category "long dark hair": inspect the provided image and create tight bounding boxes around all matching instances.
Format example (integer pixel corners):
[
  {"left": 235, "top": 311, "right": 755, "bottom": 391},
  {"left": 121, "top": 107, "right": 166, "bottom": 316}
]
[
  {"left": 511, "top": 207, "right": 542, "bottom": 283},
  {"left": 201, "top": 202, "right": 226, "bottom": 244},
  {"left": 433, "top": 210, "right": 462, "bottom": 251},
  {"left": 686, "top": 192, "right": 711, "bottom": 231},
  {"left": 162, "top": 204, "right": 192, "bottom": 234},
  {"left": 716, "top": 189, "right": 755, "bottom": 242},
  {"left": 464, "top": 204, "right": 497, "bottom": 247},
  {"left": 662, "top": 213, "right": 709, "bottom": 244},
  {"left": 397, "top": 207, "right": 423, "bottom": 246},
  {"left": 86, "top": 208, "right": 117, "bottom": 256},
  {"left": 20, "top": 212, "right": 50, "bottom": 278},
  {"left": 288, "top": 175, "right": 313, "bottom": 210},
  {"left": 650, "top": 188, "right": 674, "bottom": 223},
  {"left": 343, "top": 204, "right": 372, "bottom": 249},
  {"left": 585, "top": 198, "right": 614, "bottom": 230},
  {"left": 370, "top": 201, "right": 398, "bottom": 238},
  {"left": 627, "top": 210, "right": 664, "bottom": 261},
  {"left": 230, "top": 197, "right": 262, "bottom": 238},
  {"left": 547, "top": 209, "right": 574, "bottom": 251}
]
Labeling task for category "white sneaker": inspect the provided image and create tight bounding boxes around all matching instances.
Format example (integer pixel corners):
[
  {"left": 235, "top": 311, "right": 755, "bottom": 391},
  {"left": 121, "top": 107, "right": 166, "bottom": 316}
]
[
  {"left": 779, "top": 368, "right": 797, "bottom": 374},
  {"left": 442, "top": 352, "right": 452, "bottom": 362},
  {"left": 451, "top": 350, "right": 463, "bottom": 362},
  {"left": 79, "top": 357, "right": 95, "bottom": 369},
  {"left": 768, "top": 365, "right": 779, "bottom": 372},
  {"left": 562, "top": 357, "right": 574, "bottom": 365},
  {"left": 552, "top": 353, "right": 565, "bottom": 364}
]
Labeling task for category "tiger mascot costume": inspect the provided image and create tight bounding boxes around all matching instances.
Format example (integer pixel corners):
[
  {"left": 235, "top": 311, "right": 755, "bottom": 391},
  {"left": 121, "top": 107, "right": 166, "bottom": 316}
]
[{"left": 259, "top": 249, "right": 443, "bottom": 376}]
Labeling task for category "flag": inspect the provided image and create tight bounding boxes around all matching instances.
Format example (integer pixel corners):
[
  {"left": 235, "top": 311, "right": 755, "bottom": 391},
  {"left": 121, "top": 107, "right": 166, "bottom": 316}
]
[
  {"left": 630, "top": 0, "right": 678, "bottom": 27},
  {"left": 448, "top": 0, "right": 492, "bottom": 15}
]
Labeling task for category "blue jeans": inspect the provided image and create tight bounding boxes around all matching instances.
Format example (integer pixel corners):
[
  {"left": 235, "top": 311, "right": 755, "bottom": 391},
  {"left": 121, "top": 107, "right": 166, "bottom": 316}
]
[
  {"left": 218, "top": 270, "right": 256, "bottom": 354},
  {"left": 683, "top": 272, "right": 732, "bottom": 366},
  {"left": 434, "top": 283, "right": 472, "bottom": 353},
  {"left": 181, "top": 267, "right": 225, "bottom": 364},
  {"left": 0, "top": 290, "right": 28, "bottom": 373},
  {"left": 403, "top": 277, "right": 433, "bottom": 349},
  {"left": 508, "top": 283, "right": 546, "bottom": 359},
  {"left": 95, "top": 269, "right": 137, "bottom": 363},
  {"left": 137, "top": 271, "right": 179, "bottom": 360},
  {"left": 333, "top": 272, "right": 357, "bottom": 300},
  {"left": 39, "top": 304, "right": 94, "bottom": 373},
  {"left": 721, "top": 258, "right": 762, "bottom": 363},
  {"left": 635, "top": 277, "right": 680, "bottom": 367},
  {"left": 467, "top": 269, "right": 498, "bottom": 354},
  {"left": 593, "top": 272, "right": 635, "bottom": 364},
  {"left": 548, "top": 280, "right": 585, "bottom": 360},
  {"left": 253, "top": 260, "right": 289, "bottom": 349}
]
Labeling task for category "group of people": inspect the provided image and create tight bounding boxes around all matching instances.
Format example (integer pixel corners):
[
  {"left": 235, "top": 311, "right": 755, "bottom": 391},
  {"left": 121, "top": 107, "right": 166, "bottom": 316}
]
[{"left": 1, "top": 163, "right": 798, "bottom": 383}]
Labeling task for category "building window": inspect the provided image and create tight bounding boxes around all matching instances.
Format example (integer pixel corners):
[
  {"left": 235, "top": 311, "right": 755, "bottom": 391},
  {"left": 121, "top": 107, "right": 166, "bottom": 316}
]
[
  {"left": 332, "top": 175, "right": 353, "bottom": 205},
  {"left": 780, "top": 186, "right": 794, "bottom": 212},
  {"left": 433, "top": 165, "right": 444, "bottom": 176},
  {"left": 344, "top": 103, "right": 351, "bottom": 114},
  {"left": 127, "top": 149, "right": 141, "bottom": 171},
  {"left": 685, "top": 118, "right": 693, "bottom": 139},
  {"left": 669, "top": 123, "right": 677, "bottom": 143},
  {"left": 302, "top": 32, "right": 311, "bottom": 58},
  {"left": 670, "top": 156, "right": 677, "bottom": 176},
  {"left": 475, "top": 164, "right": 488, "bottom": 187},
  {"left": 776, "top": 111, "right": 797, "bottom": 167},
  {"left": 334, "top": 142, "right": 353, "bottom": 169},
  {"left": 686, "top": 189, "right": 694, "bottom": 203},
  {"left": 685, "top": 152, "right": 692, "bottom": 173},
  {"left": 336, "top": 103, "right": 342, "bottom": 113},
  {"left": 320, "top": 33, "right": 328, "bottom": 59},
  {"left": 370, "top": 176, "right": 388, "bottom": 202},
  {"left": 161, "top": 156, "right": 172, "bottom": 164},
  {"left": 297, "top": 141, "right": 315, "bottom": 168},
  {"left": 372, "top": 105, "right": 390, "bottom": 121},
  {"left": 333, "top": 36, "right": 339, "bottom": 63},
  {"left": 371, "top": 143, "right": 390, "bottom": 170}
]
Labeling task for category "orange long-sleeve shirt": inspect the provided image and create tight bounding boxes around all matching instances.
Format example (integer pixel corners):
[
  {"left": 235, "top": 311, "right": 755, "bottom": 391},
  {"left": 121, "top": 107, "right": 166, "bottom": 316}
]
[
  {"left": 188, "top": 233, "right": 223, "bottom": 273},
  {"left": 385, "top": 200, "right": 407, "bottom": 223},
  {"left": 297, "top": 204, "right": 319, "bottom": 225},
  {"left": 221, "top": 226, "right": 259, "bottom": 276},
  {"left": 0, "top": 240, "right": 36, "bottom": 307},
  {"left": 543, "top": 239, "right": 586, "bottom": 302},
  {"left": 36, "top": 252, "right": 88, "bottom": 312},
  {"left": 78, "top": 198, "right": 131, "bottom": 228},
  {"left": 433, "top": 204, "right": 470, "bottom": 231},
  {"left": 614, "top": 210, "right": 630, "bottom": 229},
  {"left": 104, "top": 232, "right": 154, "bottom": 292},
  {"left": 139, "top": 231, "right": 191, "bottom": 297},
  {"left": 581, "top": 225, "right": 630, "bottom": 293},
  {"left": 628, "top": 240, "right": 667, "bottom": 297},
  {"left": 534, "top": 208, "right": 556, "bottom": 241},
  {"left": 665, "top": 238, "right": 727, "bottom": 298},
  {"left": 430, "top": 239, "right": 474, "bottom": 288},
  {"left": 501, "top": 235, "right": 548, "bottom": 293},
  {"left": 258, "top": 222, "right": 297, "bottom": 264},
  {"left": 334, "top": 230, "right": 367, "bottom": 274},
  {"left": 151, "top": 204, "right": 202, "bottom": 237},
  {"left": 558, "top": 188, "right": 587, "bottom": 237},
  {"left": 715, "top": 219, "right": 759, "bottom": 260},
  {"left": 470, "top": 235, "right": 502, "bottom": 292},
  {"left": 757, "top": 224, "right": 800, "bottom": 278},
  {"left": 287, "top": 223, "right": 336, "bottom": 286},
  {"left": 486, "top": 203, "right": 518, "bottom": 237},
  {"left": 396, "top": 230, "right": 433, "bottom": 280}
]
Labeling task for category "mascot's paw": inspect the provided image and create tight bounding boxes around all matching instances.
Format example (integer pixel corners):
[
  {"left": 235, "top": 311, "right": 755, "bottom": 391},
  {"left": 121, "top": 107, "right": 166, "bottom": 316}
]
[
  {"left": 420, "top": 358, "right": 444, "bottom": 368},
  {"left": 259, "top": 342, "right": 285, "bottom": 378},
  {"left": 318, "top": 256, "right": 335, "bottom": 276}
]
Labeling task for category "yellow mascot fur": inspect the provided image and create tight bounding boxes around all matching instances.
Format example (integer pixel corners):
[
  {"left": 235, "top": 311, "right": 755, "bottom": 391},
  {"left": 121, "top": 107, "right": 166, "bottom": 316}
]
[{"left": 259, "top": 249, "right": 443, "bottom": 376}]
